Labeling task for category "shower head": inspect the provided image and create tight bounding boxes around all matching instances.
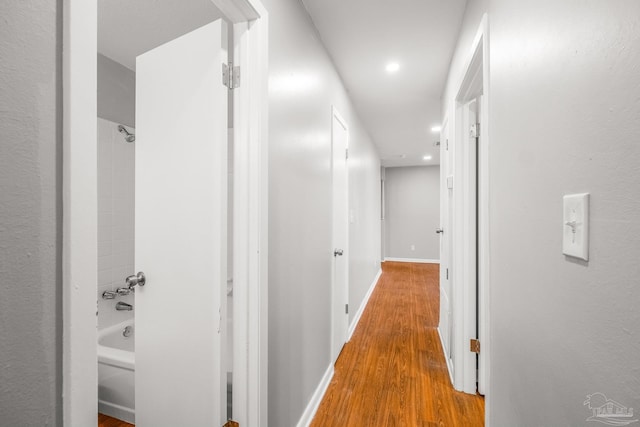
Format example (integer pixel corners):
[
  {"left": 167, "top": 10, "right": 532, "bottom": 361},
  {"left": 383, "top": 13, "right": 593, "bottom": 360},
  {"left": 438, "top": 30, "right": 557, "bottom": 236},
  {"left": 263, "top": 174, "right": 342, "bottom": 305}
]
[{"left": 117, "top": 125, "right": 135, "bottom": 143}]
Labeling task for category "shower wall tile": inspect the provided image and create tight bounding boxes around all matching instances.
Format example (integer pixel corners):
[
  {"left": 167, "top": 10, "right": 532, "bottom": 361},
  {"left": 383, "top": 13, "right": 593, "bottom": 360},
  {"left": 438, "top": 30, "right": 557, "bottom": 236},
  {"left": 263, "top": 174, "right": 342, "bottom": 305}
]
[{"left": 97, "top": 117, "right": 135, "bottom": 331}]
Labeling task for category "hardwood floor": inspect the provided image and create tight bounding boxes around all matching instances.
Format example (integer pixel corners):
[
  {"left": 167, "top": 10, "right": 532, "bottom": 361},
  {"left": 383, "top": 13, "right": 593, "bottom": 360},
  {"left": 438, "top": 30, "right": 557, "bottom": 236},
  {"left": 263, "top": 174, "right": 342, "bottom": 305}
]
[
  {"left": 310, "top": 261, "right": 484, "bottom": 427},
  {"left": 98, "top": 413, "right": 134, "bottom": 427}
]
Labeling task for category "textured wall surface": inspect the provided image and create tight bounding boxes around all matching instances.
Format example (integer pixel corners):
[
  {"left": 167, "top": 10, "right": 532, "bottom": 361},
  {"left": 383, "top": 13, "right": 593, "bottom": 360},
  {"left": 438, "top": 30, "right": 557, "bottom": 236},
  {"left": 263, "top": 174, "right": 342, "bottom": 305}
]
[
  {"left": 263, "top": 0, "right": 381, "bottom": 424},
  {"left": 384, "top": 166, "right": 440, "bottom": 260},
  {"left": 488, "top": 1, "right": 640, "bottom": 424},
  {"left": 0, "top": 1, "right": 62, "bottom": 425},
  {"left": 97, "top": 54, "right": 136, "bottom": 128}
]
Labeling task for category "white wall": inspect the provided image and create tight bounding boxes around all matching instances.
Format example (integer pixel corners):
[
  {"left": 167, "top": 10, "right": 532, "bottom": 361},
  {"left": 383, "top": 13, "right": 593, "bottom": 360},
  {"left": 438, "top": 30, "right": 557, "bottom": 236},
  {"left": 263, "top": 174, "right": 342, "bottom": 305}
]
[
  {"left": 0, "top": 1, "right": 61, "bottom": 425},
  {"left": 97, "top": 118, "right": 135, "bottom": 330},
  {"left": 263, "top": 0, "right": 381, "bottom": 424},
  {"left": 384, "top": 166, "right": 440, "bottom": 261},
  {"left": 97, "top": 54, "right": 135, "bottom": 128},
  {"left": 442, "top": 0, "right": 640, "bottom": 425},
  {"left": 488, "top": 0, "right": 640, "bottom": 424}
]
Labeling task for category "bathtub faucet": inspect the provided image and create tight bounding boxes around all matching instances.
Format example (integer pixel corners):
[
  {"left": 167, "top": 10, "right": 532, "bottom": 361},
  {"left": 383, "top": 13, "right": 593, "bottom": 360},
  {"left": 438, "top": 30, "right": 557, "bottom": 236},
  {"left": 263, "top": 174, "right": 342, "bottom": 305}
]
[{"left": 115, "top": 302, "right": 133, "bottom": 311}]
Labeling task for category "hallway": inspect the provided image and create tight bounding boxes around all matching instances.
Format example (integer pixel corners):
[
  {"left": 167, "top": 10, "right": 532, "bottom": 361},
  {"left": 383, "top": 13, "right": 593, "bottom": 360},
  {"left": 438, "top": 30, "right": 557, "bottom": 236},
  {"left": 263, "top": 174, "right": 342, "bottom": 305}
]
[{"left": 311, "top": 262, "right": 484, "bottom": 426}]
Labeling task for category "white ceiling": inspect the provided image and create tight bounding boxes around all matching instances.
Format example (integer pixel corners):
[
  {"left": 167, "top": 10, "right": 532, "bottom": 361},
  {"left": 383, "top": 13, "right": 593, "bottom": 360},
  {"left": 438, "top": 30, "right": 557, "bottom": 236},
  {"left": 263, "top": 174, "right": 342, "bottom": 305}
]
[
  {"left": 99, "top": 0, "right": 466, "bottom": 166},
  {"left": 98, "top": 0, "right": 224, "bottom": 71},
  {"left": 301, "top": 0, "right": 467, "bottom": 166}
]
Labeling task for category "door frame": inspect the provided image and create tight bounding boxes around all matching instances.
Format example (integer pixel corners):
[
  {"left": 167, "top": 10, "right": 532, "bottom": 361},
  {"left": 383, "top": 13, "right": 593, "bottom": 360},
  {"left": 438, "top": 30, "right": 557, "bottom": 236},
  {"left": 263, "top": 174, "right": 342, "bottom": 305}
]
[
  {"left": 62, "top": 0, "right": 269, "bottom": 425},
  {"left": 330, "top": 106, "right": 350, "bottom": 363},
  {"left": 448, "top": 13, "right": 490, "bottom": 398}
]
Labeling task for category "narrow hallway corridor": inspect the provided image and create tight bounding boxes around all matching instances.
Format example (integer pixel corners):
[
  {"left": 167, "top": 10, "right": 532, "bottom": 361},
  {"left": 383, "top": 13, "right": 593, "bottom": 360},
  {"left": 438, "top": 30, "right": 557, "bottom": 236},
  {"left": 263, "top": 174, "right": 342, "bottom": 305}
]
[{"left": 311, "top": 262, "right": 484, "bottom": 426}]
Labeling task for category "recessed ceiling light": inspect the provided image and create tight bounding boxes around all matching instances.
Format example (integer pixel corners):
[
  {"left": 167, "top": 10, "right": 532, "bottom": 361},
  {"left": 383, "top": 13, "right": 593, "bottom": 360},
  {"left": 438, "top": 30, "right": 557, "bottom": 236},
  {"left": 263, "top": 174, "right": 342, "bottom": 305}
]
[
  {"left": 386, "top": 62, "right": 400, "bottom": 73},
  {"left": 431, "top": 125, "right": 442, "bottom": 133},
  {"left": 423, "top": 155, "right": 433, "bottom": 161}
]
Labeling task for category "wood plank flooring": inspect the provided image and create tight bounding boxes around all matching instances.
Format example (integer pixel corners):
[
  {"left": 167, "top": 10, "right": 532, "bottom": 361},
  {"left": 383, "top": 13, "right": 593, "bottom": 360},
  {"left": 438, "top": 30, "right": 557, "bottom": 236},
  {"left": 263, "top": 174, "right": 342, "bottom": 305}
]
[
  {"left": 310, "top": 261, "right": 484, "bottom": 427},
  {"left": 98, "top": 413, "right": 134, "bottom": 427}
]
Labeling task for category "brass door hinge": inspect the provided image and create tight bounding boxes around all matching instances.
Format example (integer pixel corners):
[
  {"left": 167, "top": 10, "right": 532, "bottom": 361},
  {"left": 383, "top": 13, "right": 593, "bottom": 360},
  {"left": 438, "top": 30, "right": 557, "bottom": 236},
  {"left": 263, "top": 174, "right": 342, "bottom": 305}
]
[{"left": 470, "top": 339, "right": 480, "bottom": 354}]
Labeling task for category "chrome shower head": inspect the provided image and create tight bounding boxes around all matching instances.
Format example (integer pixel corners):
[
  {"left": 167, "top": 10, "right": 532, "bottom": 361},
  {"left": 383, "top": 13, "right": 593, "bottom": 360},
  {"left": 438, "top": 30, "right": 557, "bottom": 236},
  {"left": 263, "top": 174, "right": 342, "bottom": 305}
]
[{"left": 117, "top": 125, "right": 135, "bottom": 143}]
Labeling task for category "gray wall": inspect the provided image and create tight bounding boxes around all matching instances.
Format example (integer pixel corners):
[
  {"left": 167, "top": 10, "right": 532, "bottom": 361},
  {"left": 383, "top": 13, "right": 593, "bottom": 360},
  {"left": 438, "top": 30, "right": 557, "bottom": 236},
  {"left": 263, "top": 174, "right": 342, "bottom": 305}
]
[
  {"left": 97, "top": 53, "right": 135, "bottom": 127},
  {"left": 445, "top": 0, "right": 640, "bottom": 425},
  {"left": 384, "top": 166, "right": 440, "bottom": 260},
  {"left": 489, "top": 0, "right": 640, "bottom": 424},
  {"left": 263, "top": 0, "right": 381, "bottom": 424},
  {"left": 0, "top": 1, "right": 62, "bottom": 426}
]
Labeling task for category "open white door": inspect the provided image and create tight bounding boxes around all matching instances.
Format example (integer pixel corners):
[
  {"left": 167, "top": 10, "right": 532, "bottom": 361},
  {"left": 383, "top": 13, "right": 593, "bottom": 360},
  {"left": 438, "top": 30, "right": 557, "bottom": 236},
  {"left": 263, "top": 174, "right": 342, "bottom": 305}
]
[
  {"left": 331, "top": 107, "right": 349, "bottom": 363},
  {"left": 135, "top": 20, "right": 228, "bottom": 427}
]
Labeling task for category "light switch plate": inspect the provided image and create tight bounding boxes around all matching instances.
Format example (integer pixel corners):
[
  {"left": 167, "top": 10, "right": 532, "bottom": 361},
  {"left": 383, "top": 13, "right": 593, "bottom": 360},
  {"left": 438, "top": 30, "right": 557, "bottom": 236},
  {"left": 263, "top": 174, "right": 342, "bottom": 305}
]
[{"left": 563, "top": 193, "right": 589, "bottom": 261}]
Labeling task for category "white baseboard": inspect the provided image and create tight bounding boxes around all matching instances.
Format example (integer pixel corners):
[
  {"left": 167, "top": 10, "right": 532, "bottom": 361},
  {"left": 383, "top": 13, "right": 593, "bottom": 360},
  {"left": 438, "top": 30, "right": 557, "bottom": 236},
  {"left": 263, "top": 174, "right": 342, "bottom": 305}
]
[
  {"left": 347, "top": 268, "right": 382, "bottom": 341},
  {"left": 384, "top": 257, "right": 440, "bottom": 264},
  {"left": 437, "top": 326, "right": 454, "bottom": 386},
  {"left": 296, "top": 363, "right": 335, "bottom": 427},
  {"left": 98, "top": 400, "right": 135, "bottom": 424}
]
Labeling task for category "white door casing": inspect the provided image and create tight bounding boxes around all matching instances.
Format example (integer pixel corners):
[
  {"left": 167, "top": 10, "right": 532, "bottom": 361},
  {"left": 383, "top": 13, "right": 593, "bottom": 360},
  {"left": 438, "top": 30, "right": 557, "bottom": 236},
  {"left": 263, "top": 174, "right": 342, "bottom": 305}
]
[
  {"left": 477, "top": 92, "right": 487, "bottom": 396},
  {"left": 135, "top": 19, "right": 228, "bottom": 426},
  {"left": 331, "top": 106, "right": 349, "bottom": 363},
  {"left": 63, "top": 1, "right": 269, "bottom": 425},
  {"left": 445, "top": 14, "right": 489, "bottom": 399},
  {"left": 462, "top": 98, "right": 478, "bottom": 394}
]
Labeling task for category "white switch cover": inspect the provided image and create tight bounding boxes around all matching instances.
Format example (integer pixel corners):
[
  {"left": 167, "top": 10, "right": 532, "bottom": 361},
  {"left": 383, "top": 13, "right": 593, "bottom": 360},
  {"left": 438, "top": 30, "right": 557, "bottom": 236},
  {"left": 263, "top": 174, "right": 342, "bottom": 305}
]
[{"left": 563, "top": 193, "right": 589, "bottom": 261}]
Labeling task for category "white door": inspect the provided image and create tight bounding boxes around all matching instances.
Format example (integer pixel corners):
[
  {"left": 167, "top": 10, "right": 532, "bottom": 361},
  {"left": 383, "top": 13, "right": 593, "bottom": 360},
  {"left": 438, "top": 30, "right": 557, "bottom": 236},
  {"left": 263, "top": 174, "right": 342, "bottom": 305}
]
[
  {"left": 135, "top": 20, "right": 228, "bottom": 427},
  {"left": 476, "top": 95, "right": 486, "bottom": 396},
  {"left": 331, "top": 107, "right": 349, "bottom": 363},
  {"left": 439, "top": 121, "right": 455, "bottom": 374}
]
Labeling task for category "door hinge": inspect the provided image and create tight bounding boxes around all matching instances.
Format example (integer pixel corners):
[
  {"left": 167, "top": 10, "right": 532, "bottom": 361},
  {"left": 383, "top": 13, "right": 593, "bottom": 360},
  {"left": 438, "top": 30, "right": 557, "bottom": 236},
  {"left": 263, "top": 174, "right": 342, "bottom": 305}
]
[
  {"left": 345, "top": 148, "right": 349, "bottom": 160},
  {"left": 470, "top": 123, "right": 480, "bottom": 138},
  {"left": 446, "top": 268, "right": 449, "bottom": 280},
  {"left": 446, "top": 175, "right": 454, "bottom": 190},
  {"left": 222, "top": 62, "right": 240, "bottom": 90},
  {"left": 446, "top": 139, "right": 449, "bottom": 151},
  {"left": 345, "top": 304, "right": 349, "bottom": 314},
  {"left": 223, "top": 421, "right": 239, "bottom": 427},
  {"left": 470, "top": 338, "right": 480, "bottom": 354}
]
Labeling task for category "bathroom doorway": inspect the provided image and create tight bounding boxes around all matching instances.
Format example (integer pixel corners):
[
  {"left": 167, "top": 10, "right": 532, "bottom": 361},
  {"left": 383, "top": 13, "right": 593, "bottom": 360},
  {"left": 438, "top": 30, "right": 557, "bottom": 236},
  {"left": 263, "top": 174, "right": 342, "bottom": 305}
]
[{"left": 63, "top": 0, "right": 268, "bottom": 425}]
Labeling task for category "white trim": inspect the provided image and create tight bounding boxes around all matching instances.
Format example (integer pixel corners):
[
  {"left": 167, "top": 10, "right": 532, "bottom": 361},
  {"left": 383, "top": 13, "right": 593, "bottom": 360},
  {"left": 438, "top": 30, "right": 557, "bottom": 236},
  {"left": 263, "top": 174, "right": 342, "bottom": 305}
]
[
  {"left": 63, "top": 1, "right": 98, "bottom": 425},
  {"left": 219, "top": 0, "right": 270, "bottom": 422},
  {"left": 449, "top": 13, "right": 490, "bottom": 398},
  {"left": 477, "top": 15, "right": 491, "bottom": 402},
  {"left": 383, "top": 257, "right": 440, "bottom": 264},
  {"left": 437, "top": 327, "right": 455, "bottom": 385},
  {"left": 214, "top": 0, "right": 260, "bottom": 23},
  {"left": 98, "top": 400, "right": 135, "bottom": 425},
  {"left": 63, "top": 0, "right": 269, "bottom": 424},
  {"left": 296, "top": 364, "right": 335, "bottom": 427},
  {"left": 347, "top": 268, "right": 382, "bottom": 341}
]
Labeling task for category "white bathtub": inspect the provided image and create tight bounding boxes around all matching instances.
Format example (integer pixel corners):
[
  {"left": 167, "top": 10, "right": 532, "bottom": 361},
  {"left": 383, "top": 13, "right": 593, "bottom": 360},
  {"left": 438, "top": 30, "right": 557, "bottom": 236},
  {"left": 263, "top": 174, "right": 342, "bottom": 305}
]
[{"left": 98, "top": 320, "right": 135, "bottom": 424}]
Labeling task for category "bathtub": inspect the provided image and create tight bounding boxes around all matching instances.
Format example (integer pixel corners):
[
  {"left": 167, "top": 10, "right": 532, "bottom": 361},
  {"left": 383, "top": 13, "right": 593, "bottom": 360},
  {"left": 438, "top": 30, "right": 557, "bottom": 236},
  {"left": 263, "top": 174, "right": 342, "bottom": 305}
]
[{"left": 98, "top": 320, "right": 135, "bottom": 424}]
